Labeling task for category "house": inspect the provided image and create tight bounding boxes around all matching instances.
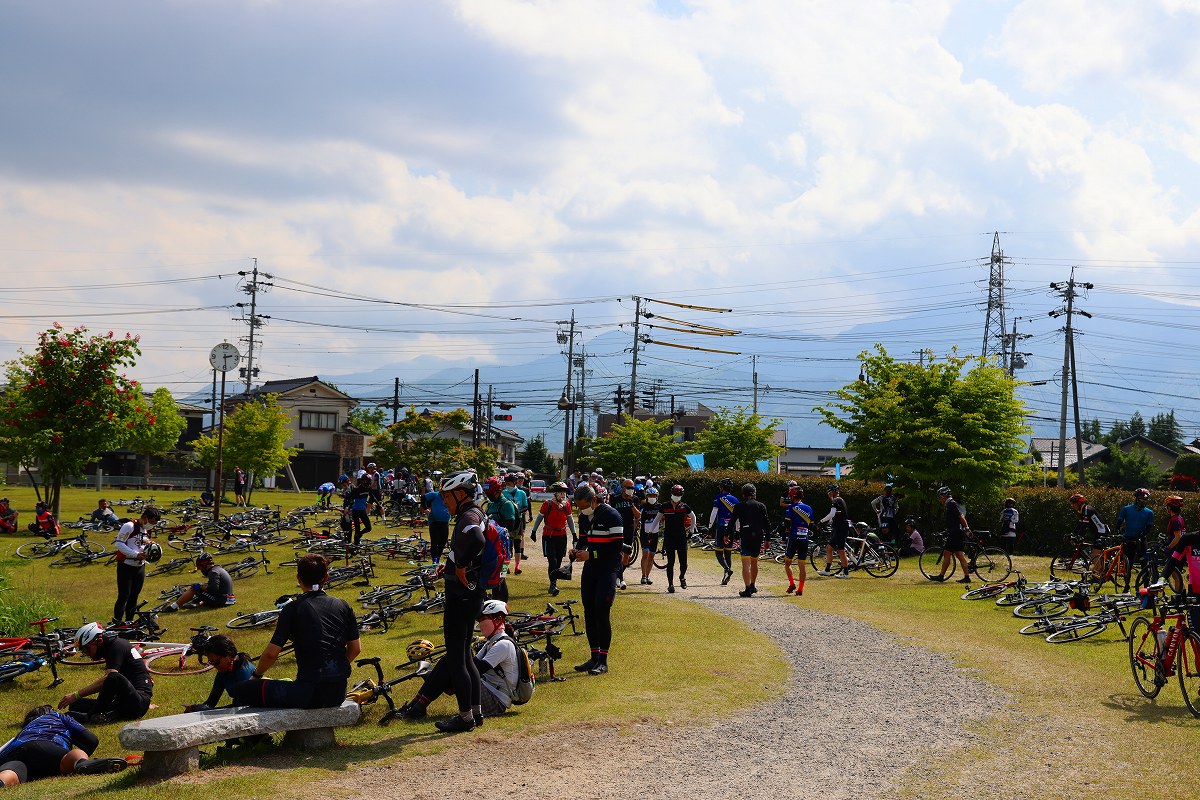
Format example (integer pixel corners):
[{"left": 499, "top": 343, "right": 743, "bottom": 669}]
[
  {"left": 1115, "top": 435, "right": 1178, "bottom": 473},
  {"left": 226, "top": 376, "right": 365, "bottom": 489},
  {"left": 1025, "top": 437, "right": 1108, "bottom": 472}
]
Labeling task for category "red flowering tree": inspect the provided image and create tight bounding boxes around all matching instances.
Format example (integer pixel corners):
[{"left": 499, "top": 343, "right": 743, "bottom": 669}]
[{"left": 0, "top": 325, "right": 142, "bottom": 515}]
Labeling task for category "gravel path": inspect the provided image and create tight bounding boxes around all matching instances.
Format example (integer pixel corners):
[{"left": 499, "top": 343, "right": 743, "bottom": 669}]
[{"left": 322, "top": 563, "right": 1005, "bottom": 800}]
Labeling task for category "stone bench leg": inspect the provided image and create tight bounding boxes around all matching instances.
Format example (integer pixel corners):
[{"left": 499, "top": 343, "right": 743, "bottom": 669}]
[
  {"left": 282, "top": 726, "right": 335, "bottom": 751},
  {"left": 142, "top": 746, "right": 200, "bottom": 778}
]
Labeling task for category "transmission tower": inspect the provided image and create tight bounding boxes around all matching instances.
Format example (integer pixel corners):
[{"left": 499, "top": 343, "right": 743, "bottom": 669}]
[
  {"left": 981, "top": 232, "right": 1008, "bottom": 369},
  {"left": 235, "top": 259, "right": 273, "bottom": 392}
]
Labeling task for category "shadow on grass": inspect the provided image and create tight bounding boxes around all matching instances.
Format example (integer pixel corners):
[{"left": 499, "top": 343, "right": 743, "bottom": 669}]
[{"left": 1100, "top": 691, "right": 1200, "bottom": 727}]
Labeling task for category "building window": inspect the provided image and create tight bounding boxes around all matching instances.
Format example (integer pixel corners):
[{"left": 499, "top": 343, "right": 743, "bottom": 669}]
[{"left": 300, "top": 411, "right": 337, "bottom": 430}]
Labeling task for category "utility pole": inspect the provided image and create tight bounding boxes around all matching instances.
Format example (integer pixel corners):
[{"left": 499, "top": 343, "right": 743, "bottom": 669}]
[
  {"left": 752, "top": 355, "right": 759, "bottom": 414},
  {"left": 472, "top": 369, "right": 480, "bottom": 449},
  {"left": 981, "top": 232, "right": 1008, "bottom": 370},
  {"left": 235, "top": 259, "right": 273, "bottom": 392},
  {"left": 628, "top": 297, "right": 642, "bottom": 415},
  {"left": 1049, "top": 268, "right": 1093, "bottom": 488}
]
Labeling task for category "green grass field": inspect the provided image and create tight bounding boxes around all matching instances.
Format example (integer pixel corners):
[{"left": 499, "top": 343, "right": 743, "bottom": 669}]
[{"left": 0, "top": 486, "right": 788, "bottom": 797}]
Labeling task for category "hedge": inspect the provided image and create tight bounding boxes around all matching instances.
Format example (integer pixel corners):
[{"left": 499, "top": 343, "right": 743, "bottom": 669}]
[{"left": 658, "top": 471, "right": 1196, "bottom": 556}]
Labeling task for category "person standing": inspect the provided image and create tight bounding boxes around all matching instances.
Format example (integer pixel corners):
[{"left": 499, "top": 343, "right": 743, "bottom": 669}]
[
  {"left": 783, "top": 487, "right": 814, "bottom": 595},
  {"left": 729, "top": 483, "right": 770, "bottom": 597},
  {"left": 871, "top": 484, "right": 900, "bottom": 546},
  {"left": 930, "top": 487, "right": 972, "bottom": 584},
  {"left": 708, "top": 478, "right": 739, "bottom": 586},
  {"left": 421, "top": 482, "right": 452, "bottom": 564},
  {"left": 112, "top": 507, "right": 159, "bottom": 623},
  {"left": 529, "top": 482, "right": 576, "bottom": 597},
  {"left": 609, "top": 478, "right": 643, "bottom": 591},
  {"left": 818, "top": 485, "right": 851, "bottom": 578},
  {"left": 1116, "top": 488, "right": 1154, "bottom": 592},
  {"left": 998, "top": 497, "right": 1019, "bottom": 555},
  {"left": 571, "top": 483, "right": 632, "bottom": 675},
  {"left": 659, "top": 485, "right": 695, "bottom": 594},
  {"left": 233, "top": 466, "right": 248, "bottom": 507}
]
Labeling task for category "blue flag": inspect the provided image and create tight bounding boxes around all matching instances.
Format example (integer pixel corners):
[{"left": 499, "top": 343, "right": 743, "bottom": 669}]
[{"left": 685, "top": 453, "right": 705, "bottom": 470}]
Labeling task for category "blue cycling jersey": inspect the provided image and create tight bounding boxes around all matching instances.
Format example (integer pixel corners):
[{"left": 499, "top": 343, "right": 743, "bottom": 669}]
[
  {"left": 712, "top": 493, "right": 738, "bottom": 526},
  {"left": 1117, "top": 504, "right": 1154, "bottom": 538}
]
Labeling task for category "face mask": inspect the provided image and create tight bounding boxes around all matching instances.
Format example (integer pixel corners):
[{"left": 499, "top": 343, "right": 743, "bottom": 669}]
[
  {"left": 479, "top": 617, "right": 498, "bottom": 637},
  {"left": 671, "top": 495, "right": 682, "bottom": 503},
  {"left": 554, "top": 492, "right": 566, "bottom": 503},
  {"left": 580, "top": 506, "right": 595, "bottom": 517}
]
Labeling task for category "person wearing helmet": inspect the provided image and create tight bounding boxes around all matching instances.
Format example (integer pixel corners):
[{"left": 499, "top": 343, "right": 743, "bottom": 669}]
[
  {"left": 397, "top": 599, "right": 519, "bottom": 721},
  {"left": 818, "top": 484, "right": 851, "bottom": 578},
  {"left": 502, "top": 474, "right": 531, "bottom": 577},
  {"left": 709, "top": 478, "right": 739, "bottom": 586},
  {"left": 58, "top": 622, "right": 154, "bottom": 723},
  {"left": 729, "top": 483, "right": 769, "bottom": 596},
  {"left": 230, "top": 554, "right": 361, "bottom": 710},
  {"left": 637, "top": 486, "right": 663, "bottom": 586},
  {"left": 998, "top": 498, "right": 1019, "bottom": 555},
  {"left": 783, "top": 487, "right": 814, "bottom": 595},
  {"left": 529, "top": 482, "right": 577, "bottom": 596},
  {"left": 1115, "top": 489, "right": 1155, "bottom": 591},
  {"left": 0, "top": 704, "right": 129, "bottom": 786},
  {"left": 610, "top": 479, "right": 643, "bottom": 591},
  {"left": 571, "top": 483, "right": 633, "bottom": 675},
  {"left": 929, "top": 487, "right": 973, "bottom": 583},
  {"left": 163, "top": 553, "right": 235, "bottom": 612},
  {"left": 659, "top": 485, "right": 696, "bottom": 594},
  {"left": 112, "top": 507, "right": 160, "bottom": 623},
  {"left": 0, "top": 498, "right": 17, "bottom": 534},
  {"left": 184, "top": 634, "right": 254, "bottom": 713},
  {"left": 871, "top": 484, "right": 900, "bottom": 546}
]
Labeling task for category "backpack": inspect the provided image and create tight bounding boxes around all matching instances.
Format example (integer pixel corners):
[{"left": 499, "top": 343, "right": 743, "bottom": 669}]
[
  {"left": 500, "top": 634, "right": 536, "bottom": 705},
  {"left": 478, "top": 520, "right": 511, "bottom": 590}
]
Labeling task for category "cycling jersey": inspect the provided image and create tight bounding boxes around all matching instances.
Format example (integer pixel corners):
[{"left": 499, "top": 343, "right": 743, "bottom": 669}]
[
  {"left": 1117, "top": 504, "right": 1154, "bottom": 539},
  {"left": 785, "top": 501, "right": 814, "bottom": 540},
  {"left": 712, "top": 493, "right": 738, "bottom": 527}
]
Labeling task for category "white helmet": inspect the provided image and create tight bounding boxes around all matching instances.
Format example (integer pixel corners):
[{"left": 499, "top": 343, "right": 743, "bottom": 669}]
[
  {"left": 440, "top": 471, "right": 477, "bottom": 493},
  {"left": 75, "top": 622, "right": 105, "bottom": 648},
  {"left": 480, "top": 599, "right": 508, "bottom": 617}
]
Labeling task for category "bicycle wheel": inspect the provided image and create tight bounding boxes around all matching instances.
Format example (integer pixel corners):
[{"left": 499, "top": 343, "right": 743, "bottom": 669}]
[
  {"left": 962, "top": 583, "right": 1007, "bottom": 601},
  {"left": 1177, "top": 629, "right": 1200, "bottom": 717},
  {"left": 1012, "top": 599, "right": 1069, "bottom": 619},
  {"left": 1049, "top": 551, "right": 1089, "bottom": 579},
  {"left": 1045, "top": 620, "right": 1108, "bottom": 643},
  {"left": 226, "top": 610, "right": 278, "bottom": 629},
  {"left": 15, "top": 541, "right": 56, "bottom": 559},
  {"left": 970, "top": 547, "right": 1012, "bottom": 582},
  {"left": 1127, "top": 616, "right": 1163, "bottom": 699},
  {"left": 145, "top": 649, "right": 212, "bottom": 676},
  {"left": 863, "top": 544, "right": 899, "bottom": 578},
  {"left": 71, "top": 538, "right": 105, "bottom": 556},
  {"left": 919, "top": 548, "right": 956, "bottom": 580}
]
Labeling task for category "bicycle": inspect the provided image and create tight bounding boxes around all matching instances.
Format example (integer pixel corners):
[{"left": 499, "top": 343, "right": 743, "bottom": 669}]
[
  {"left": 1128, "top": 586, "right": 1200, "bottom": 716},
  {"left": 919, "top": 529, "right": 1011, "bottom": 582}
]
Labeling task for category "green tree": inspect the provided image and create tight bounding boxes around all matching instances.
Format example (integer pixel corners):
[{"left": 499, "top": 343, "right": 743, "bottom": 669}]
[
  {"left": 1148, "top": 410, "right": 1183, "bottom": 449},
  {"left": 1085, "top": 445, "right": 1164, "bottom": 490},
  {"left": 125, "top": 387, "right": 188, "bottom": 482},
  {"left": 816, "top": 345, "right": 1030, "bottom": 514},
  {"left": 591, "top": 417, "right": 685, "bottom": 477},
  {"left": 368, "top": 407, "right": 481, "bottom": 475},
  {"left": 348, "top": 406, "right": 388, "bottom": 437},
  {"left": 518, "top": 434, "right": 556, "bottom": 474},
  {"left": 0, "top": 325, "right": 142, "bottom": 515},
  {"left": 691, "top": 406, "right": 783, "bottom": 470},
  {"left": 192, "top": 394, "right": 300, "bottom": 500}
]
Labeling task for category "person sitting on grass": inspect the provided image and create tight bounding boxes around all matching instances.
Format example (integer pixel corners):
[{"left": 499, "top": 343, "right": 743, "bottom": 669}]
[
  {"left": 162, "top": 553, "right": 234, "bottom": 612},
  {"left": 397, "top": 599, "right": 519, "bottom": 722},
  {"left": 184, "top": 635, "right": 255, "bottom": 712},
  {"left": 0, "top": 498, "right": 16, "bottom": 535},
  {"left": 0, "top": 705, "right": 127, "bottom": 787}
]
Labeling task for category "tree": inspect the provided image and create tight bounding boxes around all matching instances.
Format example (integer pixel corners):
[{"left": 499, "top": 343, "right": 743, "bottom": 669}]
[
  {"left": 0, "top": 325, "right": 142, "bottom": 515},
  {"left": 192, "top": 394, "right": 300, "bottom": 500},
  {"left": 591, "top": 417, "right": 685, "bottom": 477},
  {"left": 125, "top": 388, "right": 187, "bottom": 482},
  {"left": 816, "top": 346, "right": 1030, "bottom": 513},
  {"left": 348, "top": 406, "right": 388, "bottom": 437},
  {"left": 1086, "top": 445, "right": 1164, "bottom": 490},
  {"left": 1148, "top": 410, "right": 1183, "bottom": 449},
  {"left": 368, "top": 407, "right": 493, "bottom": 475},
  {"left": 691, "top": 406, "right": 783, "bottom": 470},
  {"left": 518, "top": 434, "right": 556, "bottom": 474}
]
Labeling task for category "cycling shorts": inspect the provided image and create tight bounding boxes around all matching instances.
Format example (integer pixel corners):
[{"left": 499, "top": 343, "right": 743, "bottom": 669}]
[{"left": 785, "top": 538, "right": 809, "bottom": 560}]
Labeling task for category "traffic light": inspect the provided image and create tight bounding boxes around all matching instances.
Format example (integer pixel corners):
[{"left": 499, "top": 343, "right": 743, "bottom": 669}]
[{"left": 493, "top": 414, "right": 513, "bottom": 421}]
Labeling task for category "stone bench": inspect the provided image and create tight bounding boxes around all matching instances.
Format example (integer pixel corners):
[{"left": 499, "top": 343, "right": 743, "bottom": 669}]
[{"left": 118, "top": 700, "right": 362, "bottom": 778}]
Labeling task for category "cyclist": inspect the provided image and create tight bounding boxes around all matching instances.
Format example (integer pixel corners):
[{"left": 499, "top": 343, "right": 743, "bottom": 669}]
[
  {"left": 818, "top": 484, "right": 851, "bottom": 578},
  {"left": 659, "top": 485, "right": 695, "bottom": 594},
  {"left": 870, "top": 484, "right": 900, "bottom": 546},
  {"left": 29, "top": 503, "right": 59, "bottom": 539},
  {"left": 0, "top": 498, "right": 17, "bottom": 534},
  {"left": 230, "top": 554, "right": 361, "bottom": 710},
  {"left": 730, "top": 483, "right": 770, "bottom": 597},
  {"left": 529, "top": 482, "right": 577, "bottom": 596},
  {"left": 184, "top": 635, "right": 254, "bottom": 712},
  {"left": 1070, "top": 493, "right": 1109, "bottom": 581},
  {"left": 1116, "top": 488, "right": 1154, "bottom": 591},
  {"left": 421, "top": 480, "right": 452, "bottom": 564},
  {"left": 783, "top": 486, "right": 813, "bottom": 595},
  {"left": 708, "top": 478, "right": 738, "bottom": 586},
  {"left": 162, "top": 553, "right": 235, "bottom": 612},
  {"left": 571, "top": 483, "right": 633, "bottom": 675},
  {"left": 343, "top": 476, "right": 374, "bottom": 545},
  {"left": 637, "top": 486, "right": 662, "bottom": 586},
  {"left": 929, "top": 487, "right": 972, "bottom": 583},
  {"left": 998, "top": 497, "right": 1019, "bottom": 555},
  {"left": 89, "top": 499, "right": 119, "bottom": 528},
  {"left": 610, "top": 478, "right": 643, "bottom": 591},
  {"left": 0, "top": 705, "right": 127, "bottom": 786},
  {"left": 112, "top": 507, "right": 160, "bottom": 623},
  {"left": 59, "top": 623, "right": 154, "bottom": 723}
]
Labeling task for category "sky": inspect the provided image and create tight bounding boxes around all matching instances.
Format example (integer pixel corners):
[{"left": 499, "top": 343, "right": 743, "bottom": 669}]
[{"left": 3, "top": 0, "right": 1200, "bottom": 445}]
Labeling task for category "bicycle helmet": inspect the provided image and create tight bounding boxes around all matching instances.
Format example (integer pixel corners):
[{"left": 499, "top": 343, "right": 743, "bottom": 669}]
[
  {"left": 719, "top": 478, "right": 734, "bottom": 492},
  {"left": 1165, "top": 495, "right": 1184, "bottom": 510},
  {"left": 75, "top": 622, "right": 105, "bottom": 648},
  {"left": 479, "top": 599, "right": 508, "bottom": 617},
  {"left": 1069, "top": 493, "right": 1086, "bottom": 506},
  {"left": 1134, "top": 488, "right": 1150, "bottom": 500},
  {"left": 144, "top": 541, "right": 162, "bottom": 563},
  {"left": 406, "top": 639, "right": 436, "bottom": 661},
  {"left": 440, "top": 471, "right": 477, "bottom": 493}
]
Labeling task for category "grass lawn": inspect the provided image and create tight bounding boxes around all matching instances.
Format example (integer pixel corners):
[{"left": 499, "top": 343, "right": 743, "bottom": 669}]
[{"left": 0, "top": 486, "right": 788, "bottom": 798}]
